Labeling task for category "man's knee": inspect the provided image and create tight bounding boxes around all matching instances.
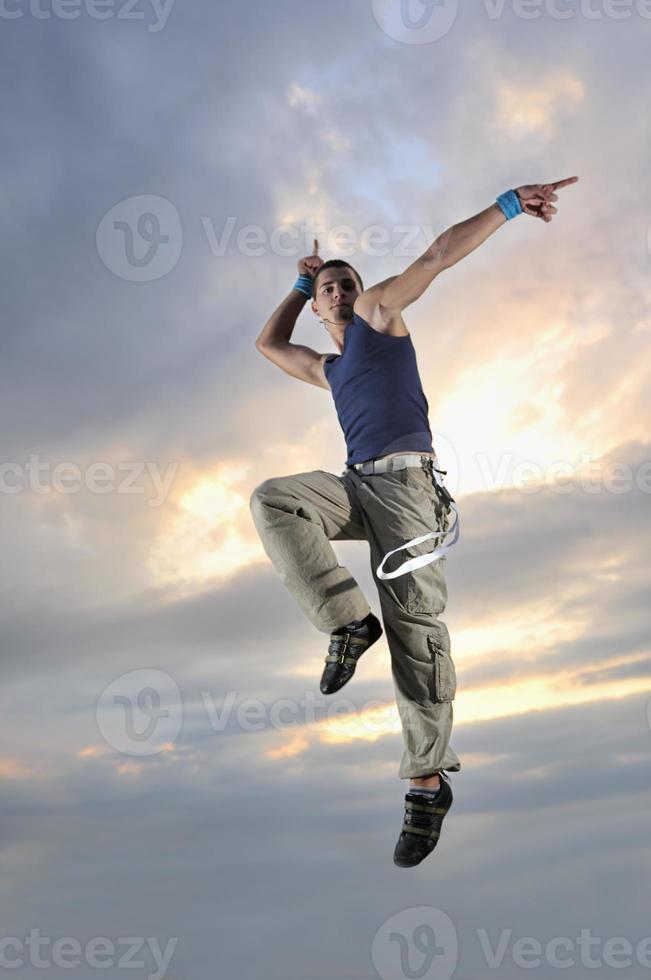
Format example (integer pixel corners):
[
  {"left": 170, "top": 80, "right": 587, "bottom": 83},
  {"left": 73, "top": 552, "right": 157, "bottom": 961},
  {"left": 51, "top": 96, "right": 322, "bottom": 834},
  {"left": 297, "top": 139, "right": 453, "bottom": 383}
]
[{"left": 249, "top": 477, "right": 285, "bottom": 511}]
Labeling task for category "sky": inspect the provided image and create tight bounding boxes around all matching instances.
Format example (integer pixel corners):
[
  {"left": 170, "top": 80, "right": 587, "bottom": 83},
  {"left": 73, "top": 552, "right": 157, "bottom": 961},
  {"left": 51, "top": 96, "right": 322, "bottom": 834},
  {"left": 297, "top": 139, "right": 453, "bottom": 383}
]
[{"left": 1, "top": 0, "right": 651, "bottom": 978}]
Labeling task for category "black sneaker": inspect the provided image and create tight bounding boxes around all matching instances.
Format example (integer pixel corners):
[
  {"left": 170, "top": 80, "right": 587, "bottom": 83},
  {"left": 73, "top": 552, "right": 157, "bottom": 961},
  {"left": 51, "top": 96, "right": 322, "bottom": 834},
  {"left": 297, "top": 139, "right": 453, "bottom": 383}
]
[
  {"left": 319, "top": 612, "right": 383, "bottom": 695},
  {"left": 393, "top": 772, "right": 453, "bottom": 868}
]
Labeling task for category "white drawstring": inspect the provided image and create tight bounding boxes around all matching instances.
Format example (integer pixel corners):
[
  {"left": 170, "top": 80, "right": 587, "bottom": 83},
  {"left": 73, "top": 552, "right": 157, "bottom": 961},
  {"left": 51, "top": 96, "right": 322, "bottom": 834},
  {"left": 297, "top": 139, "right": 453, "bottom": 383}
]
[{"left": 375, "top": 465, "right": 460, "bottom": 580}]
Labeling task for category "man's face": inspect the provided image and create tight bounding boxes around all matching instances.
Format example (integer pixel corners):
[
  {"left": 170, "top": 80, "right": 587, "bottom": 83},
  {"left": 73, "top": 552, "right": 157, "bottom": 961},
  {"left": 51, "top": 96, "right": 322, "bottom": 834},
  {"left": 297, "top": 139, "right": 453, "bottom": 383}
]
[{"left": 311, "top": 266, "right": 362, "bottom": 326}]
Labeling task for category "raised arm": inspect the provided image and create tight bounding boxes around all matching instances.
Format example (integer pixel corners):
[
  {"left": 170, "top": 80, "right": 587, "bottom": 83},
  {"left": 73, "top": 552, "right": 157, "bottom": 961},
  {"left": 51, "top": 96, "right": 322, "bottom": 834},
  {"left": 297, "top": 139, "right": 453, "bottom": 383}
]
[
  {"left": 255, "top": 241, "right": 331, "bottom": 389},
  {"left": 254, "top": 288, "right": 309, "bottom": 348},
  {"left": 255, "top": 239, "right": 323, "bottom": 347},
  {"left": 362, "top": 177, "right": 579, "bottom": 317}
]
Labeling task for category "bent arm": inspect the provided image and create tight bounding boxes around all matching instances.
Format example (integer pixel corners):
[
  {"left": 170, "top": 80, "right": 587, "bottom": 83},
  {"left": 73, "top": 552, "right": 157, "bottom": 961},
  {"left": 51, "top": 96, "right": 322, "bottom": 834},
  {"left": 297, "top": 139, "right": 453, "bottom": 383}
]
[
  {"left": 376, "top": 202, "right": 506, "bottom": 315},
  {"left": 255, "top": 285, "right": 328, "bottom": 389},
  {"left": 255, "top": 287, "right": 310, "bottom": 347}
]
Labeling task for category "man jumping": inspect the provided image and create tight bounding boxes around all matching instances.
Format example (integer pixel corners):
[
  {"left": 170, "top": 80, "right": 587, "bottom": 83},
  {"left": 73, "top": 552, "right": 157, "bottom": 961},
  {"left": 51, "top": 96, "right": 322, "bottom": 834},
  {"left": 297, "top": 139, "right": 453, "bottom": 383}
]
[{"left": 250, "top": 178, "right": 579, "bottom": 867}]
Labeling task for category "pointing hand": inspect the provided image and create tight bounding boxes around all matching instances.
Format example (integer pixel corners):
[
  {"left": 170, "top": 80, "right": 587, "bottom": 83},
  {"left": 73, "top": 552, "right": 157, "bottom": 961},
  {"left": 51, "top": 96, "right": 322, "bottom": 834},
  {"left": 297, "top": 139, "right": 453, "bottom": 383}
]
[
  {"left": 297, "top": 238, "right": 324, "bottom": 277},
  {"left": 514, "top": 176, "right": 580, "bottom": 223}
]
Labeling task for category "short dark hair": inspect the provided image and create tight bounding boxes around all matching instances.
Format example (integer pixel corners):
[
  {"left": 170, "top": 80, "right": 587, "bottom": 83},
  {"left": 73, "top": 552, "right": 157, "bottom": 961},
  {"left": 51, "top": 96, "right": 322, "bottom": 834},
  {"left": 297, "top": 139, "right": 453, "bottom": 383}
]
[{"left": 312, "top": 259, "right": 364, "bottom": 300}]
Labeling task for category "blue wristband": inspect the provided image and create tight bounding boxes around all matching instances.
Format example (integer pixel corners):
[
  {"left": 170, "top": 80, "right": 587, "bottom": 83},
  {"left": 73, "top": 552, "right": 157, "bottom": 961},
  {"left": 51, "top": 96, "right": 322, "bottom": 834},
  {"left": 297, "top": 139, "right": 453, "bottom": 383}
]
[
  {"left": 293, "top": 274, "right": 313, "bottom": 299},
  {"left": 496, "top": 189, "right": 523, "bottom": 220}
]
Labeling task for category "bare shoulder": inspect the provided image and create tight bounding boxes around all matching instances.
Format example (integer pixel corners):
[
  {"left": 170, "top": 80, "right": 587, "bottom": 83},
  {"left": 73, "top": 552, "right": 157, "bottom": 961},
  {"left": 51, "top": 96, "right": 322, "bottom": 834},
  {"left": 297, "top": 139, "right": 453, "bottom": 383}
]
[{"left": 353, "top": 280, "right": 409, "bottom": 337}]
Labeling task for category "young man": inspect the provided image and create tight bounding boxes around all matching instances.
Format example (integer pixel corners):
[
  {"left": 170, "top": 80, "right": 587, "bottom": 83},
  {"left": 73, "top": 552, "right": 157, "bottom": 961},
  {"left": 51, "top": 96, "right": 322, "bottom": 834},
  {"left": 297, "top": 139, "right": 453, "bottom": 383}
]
[{"left": 250, "top": 178, "right": 579, "bottom": 867}]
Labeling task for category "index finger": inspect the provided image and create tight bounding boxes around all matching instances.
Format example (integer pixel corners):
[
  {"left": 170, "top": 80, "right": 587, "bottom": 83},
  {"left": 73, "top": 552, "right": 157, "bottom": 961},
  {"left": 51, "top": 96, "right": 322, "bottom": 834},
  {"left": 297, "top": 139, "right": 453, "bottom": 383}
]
[
  {"left": 312, "top": 238, "right": 319, "bottom": 255},
  {"left": 549, "top": 176, "right": 579, "bottom": 191}
]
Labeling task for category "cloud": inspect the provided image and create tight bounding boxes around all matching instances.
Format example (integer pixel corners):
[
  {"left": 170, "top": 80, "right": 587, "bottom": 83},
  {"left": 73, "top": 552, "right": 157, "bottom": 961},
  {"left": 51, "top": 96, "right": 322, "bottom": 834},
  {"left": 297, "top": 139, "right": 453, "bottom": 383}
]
[
  {"left": 494, "top": 70, "right": 586, "bottom": 140},
  {"left": 1, "top": 4, "right": 648, "bottom": 976},
  {"left": 287, "top": 81, "right": 321, "bottom": 116}
]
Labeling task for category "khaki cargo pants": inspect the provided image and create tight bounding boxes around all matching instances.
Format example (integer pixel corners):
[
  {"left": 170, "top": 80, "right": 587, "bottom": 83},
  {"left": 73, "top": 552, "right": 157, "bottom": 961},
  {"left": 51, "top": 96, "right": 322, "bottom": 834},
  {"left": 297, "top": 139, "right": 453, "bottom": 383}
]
[{"left": 249, "top": 456, "right": 461, "bottom": 780}]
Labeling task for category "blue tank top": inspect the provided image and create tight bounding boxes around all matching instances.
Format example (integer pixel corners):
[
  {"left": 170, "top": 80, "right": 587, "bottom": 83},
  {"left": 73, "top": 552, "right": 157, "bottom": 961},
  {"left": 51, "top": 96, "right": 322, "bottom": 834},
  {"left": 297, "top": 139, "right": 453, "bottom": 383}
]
[{"left": 323, "top": 311, "right": 434, "bottom": 465}]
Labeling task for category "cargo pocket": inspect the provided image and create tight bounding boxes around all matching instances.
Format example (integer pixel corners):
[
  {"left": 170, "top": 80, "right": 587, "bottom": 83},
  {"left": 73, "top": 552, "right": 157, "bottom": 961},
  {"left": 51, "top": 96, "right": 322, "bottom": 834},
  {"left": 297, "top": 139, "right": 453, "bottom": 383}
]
[{"left": 427, "top": 624, "right": 457, "bottom": 702}]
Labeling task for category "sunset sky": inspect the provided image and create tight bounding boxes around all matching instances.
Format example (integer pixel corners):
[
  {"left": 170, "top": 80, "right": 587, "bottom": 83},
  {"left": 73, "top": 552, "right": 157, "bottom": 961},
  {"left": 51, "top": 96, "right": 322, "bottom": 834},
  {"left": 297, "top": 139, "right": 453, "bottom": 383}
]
[{"left": 1, "top": 1, "right": 650, "bottom": 977}]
